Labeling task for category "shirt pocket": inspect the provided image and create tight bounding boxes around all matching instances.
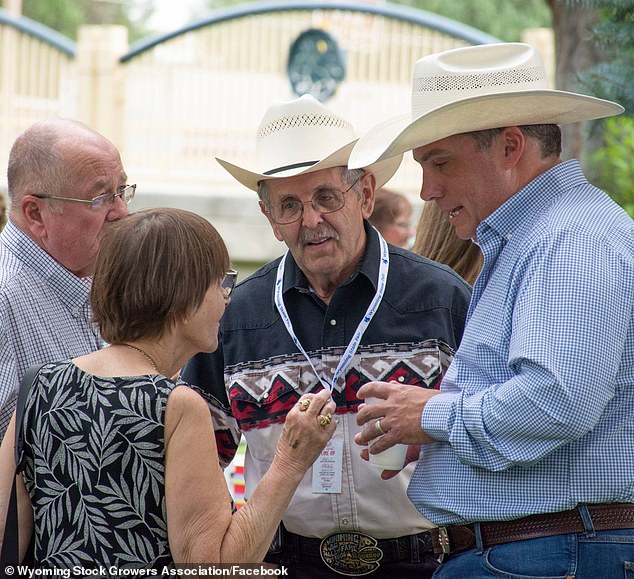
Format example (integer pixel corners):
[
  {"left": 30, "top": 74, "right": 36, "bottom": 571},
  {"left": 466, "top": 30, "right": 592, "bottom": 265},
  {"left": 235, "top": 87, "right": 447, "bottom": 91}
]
[{"left": 227, "top": 365, "right": 302, "bottom": 431}]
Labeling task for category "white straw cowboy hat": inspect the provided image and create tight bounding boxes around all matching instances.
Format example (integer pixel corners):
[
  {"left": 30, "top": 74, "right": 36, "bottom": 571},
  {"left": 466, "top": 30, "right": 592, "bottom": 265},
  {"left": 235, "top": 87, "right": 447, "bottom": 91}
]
[
  {"left": 349, "top": 42, "right": 623, "bottom": 168},
  {"left": 216, "top": 94, "right": 402, "bottom": 191}
]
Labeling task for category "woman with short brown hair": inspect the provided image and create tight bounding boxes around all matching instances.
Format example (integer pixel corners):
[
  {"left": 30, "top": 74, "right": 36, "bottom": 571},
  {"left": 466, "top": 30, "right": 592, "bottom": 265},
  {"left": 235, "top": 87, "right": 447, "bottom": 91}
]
[{"left": 0, "top": 207, "right": 335, "bottom": 569}]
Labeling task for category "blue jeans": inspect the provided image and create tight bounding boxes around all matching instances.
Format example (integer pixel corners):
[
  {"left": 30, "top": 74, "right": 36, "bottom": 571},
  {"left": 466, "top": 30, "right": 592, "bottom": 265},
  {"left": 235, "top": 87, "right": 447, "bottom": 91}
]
[{"left": 432, "top": 520, "right": 634, "bottom": 579}]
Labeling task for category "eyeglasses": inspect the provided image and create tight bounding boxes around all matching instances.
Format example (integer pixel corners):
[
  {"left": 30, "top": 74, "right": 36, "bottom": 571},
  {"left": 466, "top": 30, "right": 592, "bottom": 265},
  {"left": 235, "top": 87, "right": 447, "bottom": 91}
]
[
  {"left": 267, "top": 175, "right": 364, "bottom": 225},
  {"left": 221, "top": 269, "right": 238, "bottom": 298},
  {"left": 32, "top": 184, "right": 136, "bottom": 210}
]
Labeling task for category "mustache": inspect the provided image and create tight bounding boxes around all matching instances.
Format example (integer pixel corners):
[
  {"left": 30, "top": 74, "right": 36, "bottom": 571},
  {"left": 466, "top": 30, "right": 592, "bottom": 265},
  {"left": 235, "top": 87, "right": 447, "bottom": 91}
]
[{"left": 300, "top": 225, "right": 340, "bottom": 245}]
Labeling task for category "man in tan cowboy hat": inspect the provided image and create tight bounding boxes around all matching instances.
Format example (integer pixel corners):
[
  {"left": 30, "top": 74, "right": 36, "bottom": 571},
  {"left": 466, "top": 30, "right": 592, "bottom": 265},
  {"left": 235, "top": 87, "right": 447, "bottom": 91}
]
[
  {"left": 183, "top": 94, "right": 472, "bottom": 578},
  {"left": 352, "top": 42, "right": 634, "bottom": 578}
]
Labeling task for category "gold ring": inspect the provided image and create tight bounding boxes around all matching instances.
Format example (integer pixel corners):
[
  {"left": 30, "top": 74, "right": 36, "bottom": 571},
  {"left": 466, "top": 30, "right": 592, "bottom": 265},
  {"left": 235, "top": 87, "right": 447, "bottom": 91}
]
[
  {"left": 298, "top": 398, "right": 311, "bottom": 412},
  {"left": 318, "top": 413, "right": 332, "bottom": 428},
  {"left": 375, "top": 419, "right": 386, "bottom": 436}
]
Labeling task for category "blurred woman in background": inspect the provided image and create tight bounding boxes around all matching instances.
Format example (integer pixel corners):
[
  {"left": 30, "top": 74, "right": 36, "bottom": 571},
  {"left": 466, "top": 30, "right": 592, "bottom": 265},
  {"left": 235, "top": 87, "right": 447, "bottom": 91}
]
[
  {"left": 369, "top": 188, "right": 415, "bottom": 248},
  {"left": 413, "top": 201, "right": 483, "bottom": 286}
]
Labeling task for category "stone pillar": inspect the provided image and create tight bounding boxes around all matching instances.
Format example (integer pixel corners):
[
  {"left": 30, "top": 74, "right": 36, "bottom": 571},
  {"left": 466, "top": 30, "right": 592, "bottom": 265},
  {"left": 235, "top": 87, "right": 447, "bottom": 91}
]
[
  {"left": 4, "top": 0, "right": 22, "bottom": 16},
  {"left": 77, "top": 25, "right": 128, "bottom": 149}
]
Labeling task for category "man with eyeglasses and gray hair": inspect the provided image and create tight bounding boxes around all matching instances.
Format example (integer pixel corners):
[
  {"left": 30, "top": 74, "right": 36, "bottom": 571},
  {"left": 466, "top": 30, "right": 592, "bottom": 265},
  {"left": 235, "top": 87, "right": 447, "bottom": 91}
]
[
  {"left": 0, "top": 118, "right": 134, "bottom": 441},
  {"left": 183, "top": 95, "right": 471, "bottom": 578}
]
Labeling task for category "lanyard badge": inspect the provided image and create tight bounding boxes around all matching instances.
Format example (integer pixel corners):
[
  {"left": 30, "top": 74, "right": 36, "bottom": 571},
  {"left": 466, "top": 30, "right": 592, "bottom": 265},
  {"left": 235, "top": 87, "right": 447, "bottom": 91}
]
[{"left": 274, "top": 230, "right": 390, "bottom": 494}]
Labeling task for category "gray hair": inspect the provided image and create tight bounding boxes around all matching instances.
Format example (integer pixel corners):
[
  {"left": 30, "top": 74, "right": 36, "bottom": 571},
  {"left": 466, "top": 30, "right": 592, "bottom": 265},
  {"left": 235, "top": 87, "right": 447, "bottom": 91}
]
[
  {"left": 8, "top": 122, "right": 67, "bottom": 207},
  {"left": 7, "top": 119, "right": 105, "bottom": 213}
]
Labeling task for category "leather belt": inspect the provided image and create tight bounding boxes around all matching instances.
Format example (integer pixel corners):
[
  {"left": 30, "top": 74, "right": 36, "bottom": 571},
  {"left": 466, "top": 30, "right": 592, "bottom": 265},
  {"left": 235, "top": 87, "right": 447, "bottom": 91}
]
[
  {"left": 283, "top": 528, "right": 433, "bottom": 564},
  {"left": 430, "top": 503, "right": 634, "bottom": 556}
]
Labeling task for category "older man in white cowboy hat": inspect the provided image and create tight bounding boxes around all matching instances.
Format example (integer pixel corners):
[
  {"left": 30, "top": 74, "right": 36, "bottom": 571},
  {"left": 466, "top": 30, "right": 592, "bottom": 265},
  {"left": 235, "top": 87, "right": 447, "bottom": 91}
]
[
  {"left": 183, "top": 95, "right": 472, "bottom": 578},
  {"left": 353, "top": 42, "right": 634, "bottom": 578}
]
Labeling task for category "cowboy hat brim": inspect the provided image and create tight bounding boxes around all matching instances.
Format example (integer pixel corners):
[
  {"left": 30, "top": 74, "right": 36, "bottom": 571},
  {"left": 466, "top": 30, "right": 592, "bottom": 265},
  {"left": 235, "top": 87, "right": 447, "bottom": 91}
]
[
  {"left": 349, "top": 90, "right": 624, "bottom": 169},
  {"left": 217, "top": 139, "right": 402, "bottom": 192}
]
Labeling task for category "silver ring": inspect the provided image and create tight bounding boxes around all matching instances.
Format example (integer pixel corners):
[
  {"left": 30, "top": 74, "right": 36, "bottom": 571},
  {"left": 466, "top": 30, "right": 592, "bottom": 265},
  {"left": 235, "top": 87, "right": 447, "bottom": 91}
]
[{"left": 375, "top": 419, "right": 386, "bottom": 436}]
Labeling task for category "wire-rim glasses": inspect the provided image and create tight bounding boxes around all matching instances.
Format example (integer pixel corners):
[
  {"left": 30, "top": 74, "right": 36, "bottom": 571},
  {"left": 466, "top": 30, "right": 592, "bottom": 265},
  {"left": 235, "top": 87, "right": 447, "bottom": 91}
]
[
  {"left": 32, "top": 184, "right": 136, "bottom": 210},
  {"left": 267, "top": 174, "right": 364, "bottom": 225}
]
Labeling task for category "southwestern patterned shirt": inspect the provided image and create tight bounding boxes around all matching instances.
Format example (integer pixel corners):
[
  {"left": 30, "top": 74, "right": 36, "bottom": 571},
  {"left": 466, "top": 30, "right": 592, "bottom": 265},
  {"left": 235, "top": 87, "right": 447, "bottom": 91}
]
[{"left": 184, "top": 223, "right": 472, "bottom": 539}]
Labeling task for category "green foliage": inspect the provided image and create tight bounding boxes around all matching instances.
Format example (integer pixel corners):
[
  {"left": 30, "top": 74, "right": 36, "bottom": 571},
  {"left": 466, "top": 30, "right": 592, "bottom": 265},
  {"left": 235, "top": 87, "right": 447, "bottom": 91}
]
[
  {"left": 393, "top": 0, "right": 552, "bottom": 41},
  {"left": 22, "top": 0, "right": 83, "bottom": 39},
  {"left": 588, "top": 116, "right": 634, "bottom": 216},
  {"left": 202, "top": 0, "right": 552, "bottom": 41},
  {"left": 571, "top": 0, "right": 634, "bottom": 114},
  {"left": 20, "top": 0, "right": 153, "bottom": 42},
  {"left": 21, "top": 0, "right": 553, "bottom": 43}
]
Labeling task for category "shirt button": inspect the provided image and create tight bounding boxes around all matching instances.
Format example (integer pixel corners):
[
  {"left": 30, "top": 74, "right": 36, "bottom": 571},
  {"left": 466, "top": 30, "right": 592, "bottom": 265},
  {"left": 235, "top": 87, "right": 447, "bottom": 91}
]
[
  {"left": 398, "top": 376, "right": 405, "bottom": 383},
  {"left": 263, "top": 392, "right": 269, "bottom": 399},
  {"left": 341, "top": 518, "right": 349, "bottom": 526},
  {"left": 71, "top": 307, "right": 80, "bottom": 317},
  {"left": 330, "top": 319, "right": 337, "bottom": 326}
]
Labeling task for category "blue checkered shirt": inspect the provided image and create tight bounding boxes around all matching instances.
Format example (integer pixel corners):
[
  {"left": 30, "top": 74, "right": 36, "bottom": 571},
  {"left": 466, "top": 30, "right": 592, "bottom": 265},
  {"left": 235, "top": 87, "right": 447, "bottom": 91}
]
[
  {"left": 0, "top": 221, "right": 103, "bottom": 440},
  {"left": 409, "top": 160, "right": 634, "bottom": 525}
]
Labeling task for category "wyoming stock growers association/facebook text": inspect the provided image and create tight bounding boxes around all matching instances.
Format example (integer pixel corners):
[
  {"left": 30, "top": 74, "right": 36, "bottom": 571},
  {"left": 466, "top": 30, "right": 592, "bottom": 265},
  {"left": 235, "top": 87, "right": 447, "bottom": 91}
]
[{"left": 4, "top": 565, "right": 289, "bottom": 577}]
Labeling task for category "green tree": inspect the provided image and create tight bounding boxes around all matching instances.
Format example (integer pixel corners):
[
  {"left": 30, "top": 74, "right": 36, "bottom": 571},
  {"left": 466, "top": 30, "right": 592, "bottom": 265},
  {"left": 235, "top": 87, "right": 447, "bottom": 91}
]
[
  {"left": 588, "top": 116, "right": 634, "bottom": 217},
  {"left": 560, "top": 0, "right": 634, "bottom": 215},
  {"left": 19, "top": 0, "right": 154, "bottom": 41},
  {"left": 21, "top": 0, "right": 83, "bottom": 39},
  {"left": 574, "top": 0, "right": 634, "bottom": 111},
  {"left": 202, "top": 0, "right": 552, "bottom": 41},
  {"left": 394, "top": 0, "right": 552, "bottom": 41}
]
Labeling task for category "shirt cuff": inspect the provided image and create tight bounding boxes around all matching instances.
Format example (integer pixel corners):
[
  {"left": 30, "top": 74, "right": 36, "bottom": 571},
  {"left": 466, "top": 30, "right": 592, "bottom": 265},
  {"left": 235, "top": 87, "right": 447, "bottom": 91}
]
[{"left": 421, "top": 392, "right": 458, "bottom": 442}]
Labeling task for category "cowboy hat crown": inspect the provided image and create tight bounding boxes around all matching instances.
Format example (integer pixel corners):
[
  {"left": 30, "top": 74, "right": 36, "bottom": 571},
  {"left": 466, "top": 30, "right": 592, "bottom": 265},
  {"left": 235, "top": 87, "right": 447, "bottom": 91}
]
[
  {"left": 349, "top": 42, "right": 623, "bottom": 168},
  {"left": 217, "top": 94, "right": 402, "bottom": 191}
]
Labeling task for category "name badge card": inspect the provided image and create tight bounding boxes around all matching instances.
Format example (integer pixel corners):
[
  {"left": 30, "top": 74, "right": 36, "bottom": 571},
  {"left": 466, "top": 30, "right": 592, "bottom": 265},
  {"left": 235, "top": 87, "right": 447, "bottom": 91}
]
[
  {"left": 312, "top": 437, "right": 343, "bottom": 494},
  {"left": 275, "top": 231, "right": 389, "bottom": 498}
]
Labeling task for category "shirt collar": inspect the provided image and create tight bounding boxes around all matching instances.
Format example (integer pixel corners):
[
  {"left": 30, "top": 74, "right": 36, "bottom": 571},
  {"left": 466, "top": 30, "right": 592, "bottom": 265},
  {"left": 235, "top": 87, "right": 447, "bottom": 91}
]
[
  {"left": 477, "top": 159, "right": 586, "bottom": 243},
  {"left": 281, "top": 220, "right": 380, "bottom": 294},
  {"left": 1, "top": 220, "right": 92, "bottom": 308}
]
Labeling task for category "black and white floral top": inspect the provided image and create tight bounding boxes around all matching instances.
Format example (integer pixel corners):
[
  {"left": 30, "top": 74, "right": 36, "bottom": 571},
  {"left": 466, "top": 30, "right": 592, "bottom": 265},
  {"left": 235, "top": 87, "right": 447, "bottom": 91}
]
[{"left": 20, "top": 361, "right": 178, "bottom": 569}]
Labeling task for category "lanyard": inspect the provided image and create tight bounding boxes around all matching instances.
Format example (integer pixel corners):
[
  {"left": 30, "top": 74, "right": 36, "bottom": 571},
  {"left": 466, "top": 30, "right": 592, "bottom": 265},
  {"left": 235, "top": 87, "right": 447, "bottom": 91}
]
[{"left": 274, "top": 232, "right": 389, "bottom": 392}]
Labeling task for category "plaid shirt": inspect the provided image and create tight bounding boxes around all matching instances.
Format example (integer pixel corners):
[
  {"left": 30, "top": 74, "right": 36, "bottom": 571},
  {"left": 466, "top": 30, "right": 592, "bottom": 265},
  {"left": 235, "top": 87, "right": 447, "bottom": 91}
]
[
  {"left": 412, "top": 160, "right": 634, "bottom": 525},
  {"left": 0, "top": 221, "right": 103, "bottom": 440}
]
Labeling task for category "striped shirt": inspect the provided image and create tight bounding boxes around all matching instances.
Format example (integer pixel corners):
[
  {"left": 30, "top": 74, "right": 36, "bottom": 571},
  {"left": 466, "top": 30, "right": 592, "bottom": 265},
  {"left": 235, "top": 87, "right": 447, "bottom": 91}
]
[
  {"left": 0, "top": 221, "right": 103, "bottom": 440},
  {"left": 410, "top": 160, "right": 634, "bottom": 525}
]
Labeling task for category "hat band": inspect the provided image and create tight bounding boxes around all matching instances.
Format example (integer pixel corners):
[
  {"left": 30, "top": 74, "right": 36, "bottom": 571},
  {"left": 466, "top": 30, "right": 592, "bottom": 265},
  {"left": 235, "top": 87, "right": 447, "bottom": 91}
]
[{"left": 263, "top": 160, "right": 319, "bottom": 176}]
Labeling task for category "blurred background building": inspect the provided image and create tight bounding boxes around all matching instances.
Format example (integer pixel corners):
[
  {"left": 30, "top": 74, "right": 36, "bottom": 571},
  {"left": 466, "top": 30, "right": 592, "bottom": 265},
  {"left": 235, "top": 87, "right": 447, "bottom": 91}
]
[{"left": 0, "top": 0, "right": 557, "bottom": 275}]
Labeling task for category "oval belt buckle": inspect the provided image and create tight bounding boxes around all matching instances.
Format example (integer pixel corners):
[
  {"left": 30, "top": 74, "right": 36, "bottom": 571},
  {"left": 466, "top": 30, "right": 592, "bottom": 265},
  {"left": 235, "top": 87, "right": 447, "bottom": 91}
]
[{"left": 320, "top": 531, "right": 383, "bottom": 576}]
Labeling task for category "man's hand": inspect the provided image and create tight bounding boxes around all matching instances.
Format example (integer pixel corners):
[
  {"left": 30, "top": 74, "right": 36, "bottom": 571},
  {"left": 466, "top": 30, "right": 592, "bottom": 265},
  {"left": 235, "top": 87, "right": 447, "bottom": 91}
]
[{"left": 355, "top": 381, "right": 439, "bottom": 450}]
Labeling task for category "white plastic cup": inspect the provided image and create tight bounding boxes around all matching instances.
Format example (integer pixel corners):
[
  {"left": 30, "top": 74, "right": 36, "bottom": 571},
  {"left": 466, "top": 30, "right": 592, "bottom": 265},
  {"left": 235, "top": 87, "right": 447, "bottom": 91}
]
[{"left": 365, "top": 397, "right": 408, "bottom": 471}]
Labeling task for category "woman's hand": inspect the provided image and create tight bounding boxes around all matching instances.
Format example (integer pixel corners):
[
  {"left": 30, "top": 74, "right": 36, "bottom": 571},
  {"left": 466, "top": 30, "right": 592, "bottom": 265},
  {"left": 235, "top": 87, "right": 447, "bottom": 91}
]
[
  {"left": 167, "top": 387, "right": 335, "bottom": 564},
  {"left": 274, "top": 389, "right": 337, "bottom": 478}
]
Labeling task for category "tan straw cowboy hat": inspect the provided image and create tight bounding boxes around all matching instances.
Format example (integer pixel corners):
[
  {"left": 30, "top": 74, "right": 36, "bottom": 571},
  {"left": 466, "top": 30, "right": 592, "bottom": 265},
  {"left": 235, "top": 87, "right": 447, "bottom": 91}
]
[
  {"left": 216, "top": 94, "right": 402, "bottom": 191},
  {"left": 349, "top": 42, "right": 623, "bottom": 168}
]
